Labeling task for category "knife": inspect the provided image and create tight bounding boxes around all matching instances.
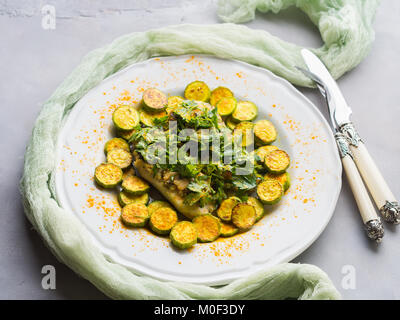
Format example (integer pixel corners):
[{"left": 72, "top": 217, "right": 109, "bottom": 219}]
[
  {"left": 298, "top": 49, "right": 388, "bottom": 242},
  {"left": 299, "top": 49, "right": 400, "bottom": 225}
]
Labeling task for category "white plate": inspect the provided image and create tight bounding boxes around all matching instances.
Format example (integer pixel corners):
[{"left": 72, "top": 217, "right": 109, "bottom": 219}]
[{"left": 55, "top": 55, "right": 341, "bottom": 285}]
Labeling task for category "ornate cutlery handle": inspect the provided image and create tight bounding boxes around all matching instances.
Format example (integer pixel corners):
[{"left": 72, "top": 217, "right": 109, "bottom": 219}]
[
  {"left": 341, "top": 123, "right": 400, "bottom": 224},
  {"left": 335, "top": 133, "right": 384, "bottom": 242}
]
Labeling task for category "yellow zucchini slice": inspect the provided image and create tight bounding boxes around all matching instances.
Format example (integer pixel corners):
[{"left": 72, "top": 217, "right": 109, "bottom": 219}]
[
  {"left": 106, "top": 148, "right": 132, "bottom": 169},
  {"left": 139, "top": 108, "right": 168, "bottom": 127},
  {"left": 112, "top": 105, "right": 140, "bottom": 130},
  {"left": 254, "top": 120, "right": 277, "bottom": 145},
  {"left": 220, "top": 222, "right": 239, "bottom": 237},
  {"left": 225, "top": 116, "right": 237, "bottom": 130},
  {"left": 104, "top": 137, "right": 130, "bottom": 154},
  {"left": 149, "top": 207, "right": 178, "bottom": 235},
  {"left": 170, "top": 221, "right": 197, "bottom": 249},
  {"left": 121, "top": 175, "right": 150, "bottom": 195},
  {"left": 148, "top": 200, "right": 173, "bottom": 216},
  {"left": 94, "top": 163, "right": 123, "bottom": 188},
  {"left": 210, "top": 86, "right": 234, "bottom": 106},
  {"left": 166, "top": 96, "right": 184, "bottom": 114},
  {"left": 264, "top": 150, "right": 290, "bottom": 174},
  {"left": 246, "top": 196, "right": 265, "bottom": 221},
  {"left": 231, "top": 101, "right": 258, "bottom": 122},
  {"left": 264, "top": 172, "right": 291, "bottom": 192},
  {"left": 142, "top": 88, "right": 168, "bottom": 112},
  {"left": 217, "top": 197, "right": 240, "bottom": 222},
  {"left": 193, "top": 215, "right": 221, "bottom": 242},
  {"left": 231, "top": 203, "right": 256, "bottom": 231},
  {"left": 255, "top": 145, "right": 279, "bottom": 163},
  {"left": 122, "top": 167, "right": 135, "bottom": 180},
  {"left": 117, "top": 128, "right": 136, "bottom": 141},
  {"left": 184, "top": 81, "right": 211, "bottom": 102},
  {"left": 118, "top": 191, "right": 149, "bottom": 207},
  {"left": 120, "top": 203, "right": 149, "bottom": 227},
  {"left": 216, "top": 97, "right": 237, "bottom": 116},
  {"left": 233, "top": 121, "right": 254, "bottom": 147},
  {"left": 257, "top": 180, "right": 284, "bottom": 205}
]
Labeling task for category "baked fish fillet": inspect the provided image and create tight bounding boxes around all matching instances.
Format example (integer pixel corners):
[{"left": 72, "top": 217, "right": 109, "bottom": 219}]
[{"left": 134, "top": 158, "right": 215, "bottom": 219}]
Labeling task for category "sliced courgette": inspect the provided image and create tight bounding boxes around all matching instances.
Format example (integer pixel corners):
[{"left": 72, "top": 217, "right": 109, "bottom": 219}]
[
  {"left": 246, "top": 196, "right": 265, "bottom": 221},
  {"left": 104, "top": 137, "right": 130, "bottom": 154},
  {"left": 118, "top": 191, "right": 149, "bottom": 207},
  {"left": 264, "top": 150, "right": 290, "bottom": 174},
  {"left": 257, "top": 180, "right": 284, "bottom": 205},
  {"left": 94, "top": 163, "right": 123, "bottom": 188},
  {"left": 233, "top": 121, "right": 254, "bottom": 147},
  {"left": 217, "top": 197, "right": 240, "bottom": 222},
  {"left": 210, "top": 86, "right": 234, "bottom": 106},
  {"left": 120, "top": 203, "right": 149, "bottom": 227},
  {"left": 142, "top": 88, "right": 168, "bottom": 112},
  {"left": 255, "top": 145, "right": 279, "bottom": 163},
  {"left": 254, "top": 120, "right": 277, "bottom": 145},
  {"left": 264, "top": 172, "right": 291, "bottom": 192},
  {"left": 112, "top": 105, "right": 140, "bottom": 130},
  {"left": 193, "top": 215, "right": 221, "bottom": 243},
  {"left": 117, "top": 128, "right": 136, "bottom": 141},
  {"left": 166, "top": 96, "right": 184, "bottom": 114},
  {"left": 184, "top": 81, "right": 211, "bottom": 102},
  {"left": 139, "top": 108, "right": 168, "bottom": 127},
  {"left": 231, "top": 101, "right": 258, "bottom": 122},
  {"left": 231, "top": 203, "right": 256, "bottom": 231},
  {"left": 121, "top": 175, "right": 150, "bottom": 195},
  {"left": 106, "top": 148, "right": 132, "bottom": 169},
  {"left": 216, "top": 97, "right": 237, "bottom": 116},
  {"left": 170, "top": 221, "right": 197, "bottom": 249},
  {"left": 148, "top": 200, "right": 173, "bottom": 216},
  {"left": 122, "top": 167, "right": 135, "bottom": 180},
  {"left": 220, "top": 222, "right": 239, "bottom": 237},
  {"left": 149, "top": 207, "right": 178, "bottom": 235},
  {"left": 225, "top": 116, "right": 237, "bottom": 130}
]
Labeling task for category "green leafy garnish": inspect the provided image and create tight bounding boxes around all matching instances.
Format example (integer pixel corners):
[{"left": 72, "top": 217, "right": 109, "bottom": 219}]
[{"left": 132, "top": 100, "right": 258, "bottom": 206}]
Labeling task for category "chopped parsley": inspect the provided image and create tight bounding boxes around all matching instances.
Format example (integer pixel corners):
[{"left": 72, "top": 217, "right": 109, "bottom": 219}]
[{"left": 132, "top": 100, "right": 258, "bottom": 206}]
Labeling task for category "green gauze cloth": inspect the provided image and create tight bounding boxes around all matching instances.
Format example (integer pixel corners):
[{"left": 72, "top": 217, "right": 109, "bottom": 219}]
[{"left": 20, "top": 0, "right": 379, "bottom": 299}]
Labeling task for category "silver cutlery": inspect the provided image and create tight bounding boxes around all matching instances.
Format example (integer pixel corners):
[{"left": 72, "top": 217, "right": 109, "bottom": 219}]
[{"left": 297, "top": 49, "right": 399, "bottom": 242}]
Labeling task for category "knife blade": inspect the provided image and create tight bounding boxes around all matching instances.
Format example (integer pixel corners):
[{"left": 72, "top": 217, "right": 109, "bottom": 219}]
[
  {"left": 300, "top": 48, "right": 399, "bottom": 225},
  {"left": 300, "top": 49, "right": 352, "bottom": 128}
]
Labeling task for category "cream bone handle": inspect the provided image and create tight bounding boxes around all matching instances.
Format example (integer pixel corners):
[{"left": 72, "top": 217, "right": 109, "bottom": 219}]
[
  {"left": 341, "top": 123, "right": 400, "bottom": 224},
  {"left": 335, "top": 133, "right": 384, "bottom": 242}
]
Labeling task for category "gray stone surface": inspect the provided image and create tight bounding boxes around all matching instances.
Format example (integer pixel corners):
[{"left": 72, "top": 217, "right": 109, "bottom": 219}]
[{"left": 0, "top": 0, "right": 399, "bottom": 299}]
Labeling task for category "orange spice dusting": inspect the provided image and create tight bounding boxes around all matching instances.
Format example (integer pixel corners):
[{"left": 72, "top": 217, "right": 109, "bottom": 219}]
[
  {"left": 86, "top": 195, "right": 95, "bottom": 208},
  {"left": 185, "top": 56, "right": 195, "bottom": 63}
]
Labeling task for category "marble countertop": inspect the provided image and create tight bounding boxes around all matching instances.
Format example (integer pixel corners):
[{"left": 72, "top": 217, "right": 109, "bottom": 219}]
[{"left": 1, "top": 0, "right": 399, "bottom": 299}]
